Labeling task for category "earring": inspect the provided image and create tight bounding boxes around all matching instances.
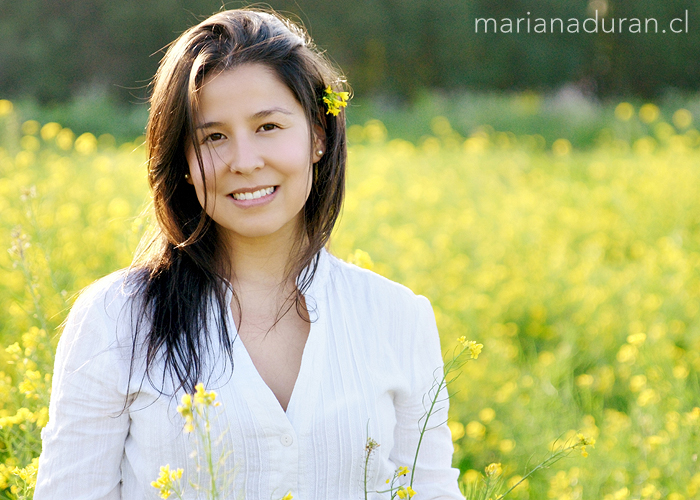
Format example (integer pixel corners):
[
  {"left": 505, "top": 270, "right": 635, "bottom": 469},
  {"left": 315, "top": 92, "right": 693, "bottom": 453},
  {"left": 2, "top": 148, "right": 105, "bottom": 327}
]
[
  {"left": 317, "top": 149, "right": 324, "bottom": 156},
  {"left": 184, "top": 173, "right": 190, "bottom": 180}
]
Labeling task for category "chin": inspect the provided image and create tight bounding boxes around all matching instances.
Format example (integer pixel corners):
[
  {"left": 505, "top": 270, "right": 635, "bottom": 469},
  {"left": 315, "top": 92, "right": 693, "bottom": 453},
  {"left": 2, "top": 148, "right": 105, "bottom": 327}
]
[{"left": 221, "top": 222, "right": 296, "bottom": 242}]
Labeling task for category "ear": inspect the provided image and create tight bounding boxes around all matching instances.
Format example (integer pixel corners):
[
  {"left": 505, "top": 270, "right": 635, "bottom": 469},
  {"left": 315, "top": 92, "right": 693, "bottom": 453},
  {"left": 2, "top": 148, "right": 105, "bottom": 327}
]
[{"left": 312, "top": 124, "right": 326, "bottom": 163}]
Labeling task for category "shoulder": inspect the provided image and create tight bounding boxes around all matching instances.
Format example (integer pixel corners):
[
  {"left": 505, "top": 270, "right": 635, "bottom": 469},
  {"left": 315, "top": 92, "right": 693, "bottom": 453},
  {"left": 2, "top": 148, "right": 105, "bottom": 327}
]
[
  {"left": 321, "top": 252, "right": 442, "bottom": 376},
  {"left": 323, "top": 251, "right": 432, "bottom": 315},
  {"left": 68, "top": 269, "right": 142, "bottom": 323},
  {"left": 60, "top": 268, "right": 147, "bottom": 356}
]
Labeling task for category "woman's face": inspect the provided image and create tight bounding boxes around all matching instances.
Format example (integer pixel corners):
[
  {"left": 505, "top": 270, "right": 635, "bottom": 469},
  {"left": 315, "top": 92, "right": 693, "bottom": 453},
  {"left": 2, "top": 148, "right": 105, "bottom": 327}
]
[{"left": 186, "top": 63, "right": 324, "bottom": 246}]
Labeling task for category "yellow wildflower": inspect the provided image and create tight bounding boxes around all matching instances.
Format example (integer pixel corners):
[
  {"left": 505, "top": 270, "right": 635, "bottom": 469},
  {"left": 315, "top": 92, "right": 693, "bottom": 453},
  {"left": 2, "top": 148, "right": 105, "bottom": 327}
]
[
  {"left": 468, "top": 342, "right": 483, "bottom": 359},
  {"left": 280, "top": 492, "right": 293, "bottom": 500},
  {"left": 178, "top": 393, "right": 192, "bottom": 411},
  {"left": 457, "top": 337, "right": 483, "bottom": 358},
  {"left": 322, "top": 86, "right": 350, "bottom": 116},
  {"left": 396, "top": 465, "right": 410, "bottom": 476},
  {"left": 576, "top": 433, "right": 595, "bottom": 446},
  {"left": 577, "top": 433, "right": 595, "bottom": 457},
  {"left": 151, "top": 464, "right": 183, "bottom": 499},
  {"left": 177, "top": 393, "right": 194, "bottom": 433},
  {"left": 485, "top": 462, "right": 502, "bottom": 477},
  {"left": 10, "top": 457, "right": 39, "bottom": 491},
  {"left": 397, "top": 485, "right": 417, "bottom": 498},
  {"left": 193, "top": 383, "right": 220, "bottom": 407},
  {"left": 347, "top": 249, "right": 374, "bottom": 270}
]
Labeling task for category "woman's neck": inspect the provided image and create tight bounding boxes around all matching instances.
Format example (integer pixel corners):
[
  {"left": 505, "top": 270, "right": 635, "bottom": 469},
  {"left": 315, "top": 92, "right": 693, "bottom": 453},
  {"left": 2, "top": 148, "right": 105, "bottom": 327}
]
[{"left": 225, "top": 223, "right": 304, "bottom": 292}]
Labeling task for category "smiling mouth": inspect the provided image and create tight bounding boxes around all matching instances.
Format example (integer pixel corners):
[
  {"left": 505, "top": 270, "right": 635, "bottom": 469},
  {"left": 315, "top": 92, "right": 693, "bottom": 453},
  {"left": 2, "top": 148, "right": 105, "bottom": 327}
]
[{"left": 230, "top": 186, "right": 276, "bottom": 201}]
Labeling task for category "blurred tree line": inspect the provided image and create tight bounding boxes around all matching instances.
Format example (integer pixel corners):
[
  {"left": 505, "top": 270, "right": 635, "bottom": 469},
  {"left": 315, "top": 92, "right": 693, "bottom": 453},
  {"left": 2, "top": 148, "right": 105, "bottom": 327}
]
[{"left": 0, "top": 0, "right": 698, "bottom": 104}]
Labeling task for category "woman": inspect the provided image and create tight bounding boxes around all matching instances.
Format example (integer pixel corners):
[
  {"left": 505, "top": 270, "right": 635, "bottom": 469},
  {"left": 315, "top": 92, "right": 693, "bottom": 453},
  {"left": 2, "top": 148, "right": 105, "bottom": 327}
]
[{"left": 35, "top": 9, "right": 462, "bottom": 499}]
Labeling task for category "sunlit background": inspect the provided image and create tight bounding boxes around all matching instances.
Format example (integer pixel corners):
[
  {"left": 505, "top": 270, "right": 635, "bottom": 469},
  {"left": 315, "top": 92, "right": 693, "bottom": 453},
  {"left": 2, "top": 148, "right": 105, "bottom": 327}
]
[{"left": 1, "top": 1, "right": 700, "bottom": 498}]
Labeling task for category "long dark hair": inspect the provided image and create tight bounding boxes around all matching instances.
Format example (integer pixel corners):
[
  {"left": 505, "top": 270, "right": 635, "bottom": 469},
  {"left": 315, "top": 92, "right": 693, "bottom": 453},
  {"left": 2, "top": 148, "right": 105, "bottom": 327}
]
[{"left": 127, "top": 9, "right": 347, "bottom": 395}]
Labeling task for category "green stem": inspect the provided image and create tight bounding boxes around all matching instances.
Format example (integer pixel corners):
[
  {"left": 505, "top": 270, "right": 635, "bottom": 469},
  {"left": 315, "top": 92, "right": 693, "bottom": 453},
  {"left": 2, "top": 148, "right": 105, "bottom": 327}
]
[
  {"left": 174, "top": 482, "right": 186, "bottom": 500},
  {"left": 13, "top": 230, "right": 48, "bottom": 333},
  {"left": 409, "top": 346, "right": 465, "bottom": 487},
  {"left": 26, "top": 197, "right": 65, "bottom": 309},
  {"left": 203, "top": 408, "right": 218, "bottom": 500},
  {"left": 495, "top": 443, "right": 578, "bottom": 500},
  {"left": 409, "top": 376, "right": 446, "bottom": 487},
  {"left": 363, "top": 444, "right": 372, "bottom": 500}
]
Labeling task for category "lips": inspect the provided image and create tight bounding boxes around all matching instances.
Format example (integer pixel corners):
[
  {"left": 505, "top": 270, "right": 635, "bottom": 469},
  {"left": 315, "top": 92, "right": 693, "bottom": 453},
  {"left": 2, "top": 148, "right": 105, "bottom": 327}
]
[{"left": 230, "top": 186, "right": 276, "bottom": 201}]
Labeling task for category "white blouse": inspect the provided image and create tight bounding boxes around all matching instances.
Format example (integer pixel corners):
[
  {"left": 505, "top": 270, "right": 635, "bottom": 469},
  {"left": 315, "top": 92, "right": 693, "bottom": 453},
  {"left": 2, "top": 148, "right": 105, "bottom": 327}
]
[{"left": 35, "top": 250, "right": 463, "bottom": 499}]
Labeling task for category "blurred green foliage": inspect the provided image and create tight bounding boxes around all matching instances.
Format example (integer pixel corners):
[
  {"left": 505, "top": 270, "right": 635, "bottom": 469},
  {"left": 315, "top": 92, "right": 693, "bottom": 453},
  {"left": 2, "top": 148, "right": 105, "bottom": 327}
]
[
  {"left": 1, "top": 0, "right": 698, "bottom": 104},
  {"left": 9, "top": 88, "right": 700, "bottom": 149}
]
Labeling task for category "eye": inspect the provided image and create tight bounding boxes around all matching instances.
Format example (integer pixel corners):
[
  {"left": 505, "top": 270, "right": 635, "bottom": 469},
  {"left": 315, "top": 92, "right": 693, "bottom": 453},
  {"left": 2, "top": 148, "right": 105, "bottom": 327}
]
[
  {"left": 204, "top": 132, "right": 225, "bottom": 143},
  {"left": 259, "top": 123, "right": 279, "bottom": 132}
]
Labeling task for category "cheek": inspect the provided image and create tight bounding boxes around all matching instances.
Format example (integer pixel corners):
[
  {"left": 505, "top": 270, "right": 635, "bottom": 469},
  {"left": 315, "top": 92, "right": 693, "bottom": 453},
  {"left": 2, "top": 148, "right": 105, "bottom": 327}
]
[{"left": 284, "top": 146, "right": 314, "bottom": 186}]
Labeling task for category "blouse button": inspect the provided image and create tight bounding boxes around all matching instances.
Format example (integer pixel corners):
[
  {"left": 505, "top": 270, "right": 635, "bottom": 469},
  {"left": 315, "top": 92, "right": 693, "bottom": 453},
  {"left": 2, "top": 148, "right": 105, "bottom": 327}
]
[{"left": 280, "top": 434, "right": 293, "bottom": 446}]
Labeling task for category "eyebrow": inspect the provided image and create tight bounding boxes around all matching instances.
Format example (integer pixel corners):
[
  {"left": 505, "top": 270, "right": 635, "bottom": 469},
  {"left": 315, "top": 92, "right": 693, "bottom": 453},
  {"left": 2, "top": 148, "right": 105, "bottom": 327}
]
[
  {"left": 252, "top": 107, "right": 293, "bottom": 119},
  {"left": 195, "top": 107, "right": 294, "bottom": 130},
  {"left": 196, "top": 121, "right": 224, "bottom": 130}
]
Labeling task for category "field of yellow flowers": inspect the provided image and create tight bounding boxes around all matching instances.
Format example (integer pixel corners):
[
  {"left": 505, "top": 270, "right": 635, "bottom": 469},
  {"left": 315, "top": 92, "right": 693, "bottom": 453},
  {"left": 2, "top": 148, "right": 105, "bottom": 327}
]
[{"left": 1, "top": 97, "right": 700, "bottom": 499}]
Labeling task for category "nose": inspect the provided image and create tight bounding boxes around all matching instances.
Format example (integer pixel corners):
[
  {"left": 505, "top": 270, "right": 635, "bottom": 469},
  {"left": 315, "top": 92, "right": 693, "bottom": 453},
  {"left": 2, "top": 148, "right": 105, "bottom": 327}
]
[{"left": 228, "top": 134, "right": 264, "bottom": 175}]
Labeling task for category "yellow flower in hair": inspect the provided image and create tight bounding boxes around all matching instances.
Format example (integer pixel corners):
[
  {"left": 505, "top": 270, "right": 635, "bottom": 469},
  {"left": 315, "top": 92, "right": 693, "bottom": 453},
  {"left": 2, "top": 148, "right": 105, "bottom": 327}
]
[{"left": 323, "top": 85, "right": 350, "bottom": 116}]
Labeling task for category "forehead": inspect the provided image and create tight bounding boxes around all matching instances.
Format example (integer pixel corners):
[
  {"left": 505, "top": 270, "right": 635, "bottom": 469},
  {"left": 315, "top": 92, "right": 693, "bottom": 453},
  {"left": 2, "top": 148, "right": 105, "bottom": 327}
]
[{"left": 194, "top": 63, "right": 304, "bottom": 119}]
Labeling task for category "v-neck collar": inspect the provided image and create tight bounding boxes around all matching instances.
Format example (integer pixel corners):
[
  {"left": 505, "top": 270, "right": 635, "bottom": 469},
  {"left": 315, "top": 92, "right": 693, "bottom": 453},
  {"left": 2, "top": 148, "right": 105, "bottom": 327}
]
[{"left": 223, "top": 249, "right": 329, "bottom": 430}]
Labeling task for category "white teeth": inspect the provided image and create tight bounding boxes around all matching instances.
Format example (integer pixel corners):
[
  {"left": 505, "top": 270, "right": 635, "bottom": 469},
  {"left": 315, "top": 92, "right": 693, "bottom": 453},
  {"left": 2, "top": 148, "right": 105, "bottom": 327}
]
[{"left": 232, "top": 187, "right": 275, "bottom": 200}]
